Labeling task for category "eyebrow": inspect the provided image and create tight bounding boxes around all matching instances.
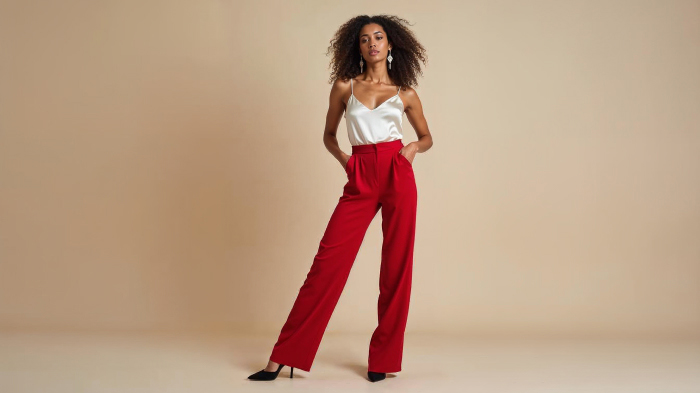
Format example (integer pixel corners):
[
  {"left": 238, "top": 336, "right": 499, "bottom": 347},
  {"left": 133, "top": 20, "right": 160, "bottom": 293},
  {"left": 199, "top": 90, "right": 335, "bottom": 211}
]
[{"left": 360, "top": 31, "right": 383, "bottom": 38}]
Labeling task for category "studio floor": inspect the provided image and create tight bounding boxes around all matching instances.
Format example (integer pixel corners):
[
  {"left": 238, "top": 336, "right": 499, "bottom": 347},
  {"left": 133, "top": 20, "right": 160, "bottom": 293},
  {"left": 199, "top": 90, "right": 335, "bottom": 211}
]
[{"left": 1, "top": 331, "right": 698, "bottom": 393}]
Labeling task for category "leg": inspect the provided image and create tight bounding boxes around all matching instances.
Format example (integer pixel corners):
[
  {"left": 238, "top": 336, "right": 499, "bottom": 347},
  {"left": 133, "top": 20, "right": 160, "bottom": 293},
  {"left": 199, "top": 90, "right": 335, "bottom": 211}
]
[
  {"left": 368, "top": 152, "right": 418, "bottom": 373},
  {"left": 269, "top": 182, "right": 380, "bottom": 372}
]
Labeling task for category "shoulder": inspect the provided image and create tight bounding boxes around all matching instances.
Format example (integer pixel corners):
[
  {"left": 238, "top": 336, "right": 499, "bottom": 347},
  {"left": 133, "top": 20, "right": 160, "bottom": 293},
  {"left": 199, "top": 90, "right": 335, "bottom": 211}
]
[
  {"left": 332, "top": 77, "right": 353, "bottom": 91},
  {"left": 398, "top": 85, "right": 420, "bottom": 108},
  {"left": 399, "top": 86, "right": 418, "bottom": 102},
  {"left": 399, "top": 85, "right": 418, "bottom": 98},
  {"left": 330, "top": 77, "right": 354, "bottom": 105},
  {"left": 331, "top": 77, "right": 354, "bottom": 96}
]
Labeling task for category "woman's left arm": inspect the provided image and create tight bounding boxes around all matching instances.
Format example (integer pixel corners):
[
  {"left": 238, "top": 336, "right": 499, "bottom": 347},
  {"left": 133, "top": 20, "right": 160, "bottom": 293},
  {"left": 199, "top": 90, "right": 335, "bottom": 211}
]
[{"left": 398, "top": 87, "right": 433, "bottom": 163}]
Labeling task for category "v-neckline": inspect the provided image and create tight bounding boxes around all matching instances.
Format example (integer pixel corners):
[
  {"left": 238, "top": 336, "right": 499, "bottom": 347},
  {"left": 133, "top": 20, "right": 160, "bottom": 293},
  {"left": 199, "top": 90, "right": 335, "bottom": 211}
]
[
  {"left": 350, "top": 78, "right": 402, "bottom": 112},
  {"left": 351, "top": 92, "right": 400, "bottom": 112}
]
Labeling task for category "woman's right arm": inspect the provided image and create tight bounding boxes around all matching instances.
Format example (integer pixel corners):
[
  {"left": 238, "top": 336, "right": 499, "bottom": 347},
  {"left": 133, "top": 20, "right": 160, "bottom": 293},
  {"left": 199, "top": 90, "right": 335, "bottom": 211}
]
[{"left": 322, "top": 78, "right": 352, "bottom": 169}]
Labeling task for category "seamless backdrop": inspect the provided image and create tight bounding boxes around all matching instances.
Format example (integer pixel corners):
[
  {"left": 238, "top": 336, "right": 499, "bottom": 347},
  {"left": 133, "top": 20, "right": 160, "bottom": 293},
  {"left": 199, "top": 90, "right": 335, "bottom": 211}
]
[{"left": 0, "top": 0, "right": 698, "bottom": 338}]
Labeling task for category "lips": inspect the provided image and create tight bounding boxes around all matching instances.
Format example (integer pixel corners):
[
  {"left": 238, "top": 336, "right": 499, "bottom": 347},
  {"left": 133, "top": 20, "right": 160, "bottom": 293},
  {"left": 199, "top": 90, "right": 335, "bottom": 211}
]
[{"left": 369, "top": 50, "right": 379, "bottom": 55}]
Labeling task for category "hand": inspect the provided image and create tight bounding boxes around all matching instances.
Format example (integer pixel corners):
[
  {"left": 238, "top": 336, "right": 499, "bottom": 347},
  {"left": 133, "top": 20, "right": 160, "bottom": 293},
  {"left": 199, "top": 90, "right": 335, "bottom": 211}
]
[
  {"left": 398, "top": 142, "right": 418, "bottom": 164},
  {"left": 342, "top": 153, "right": 351, "bottom": 170}
]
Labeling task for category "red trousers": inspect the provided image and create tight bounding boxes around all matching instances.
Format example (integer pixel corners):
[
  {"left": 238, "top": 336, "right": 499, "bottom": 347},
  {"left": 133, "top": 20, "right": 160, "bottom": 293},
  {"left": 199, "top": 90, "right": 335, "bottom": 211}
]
[{"left": 269, "top": 139, "right": 417, "bottom": 373}]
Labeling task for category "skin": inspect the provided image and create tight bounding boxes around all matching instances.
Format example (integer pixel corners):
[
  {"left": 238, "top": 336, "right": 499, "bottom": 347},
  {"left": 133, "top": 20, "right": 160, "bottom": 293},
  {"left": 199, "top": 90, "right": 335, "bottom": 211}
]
[
  {"left": 325, "top": 22, "right": 433, "bottom": 170},
  {"left": 263, "top": 23, "right": 433, "bottom": 374}
]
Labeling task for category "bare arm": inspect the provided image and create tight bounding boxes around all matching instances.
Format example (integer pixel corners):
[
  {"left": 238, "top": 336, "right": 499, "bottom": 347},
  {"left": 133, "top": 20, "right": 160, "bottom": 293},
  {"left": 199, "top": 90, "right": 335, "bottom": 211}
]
[
  {"left": 398, "top": 87, "right": 434, "bottom": 164},
  {"left": 322, "top": 78, "right": 352, "bottom": 169},
  {"left": 322, "top": 80, "right": 434, "bottom": 167}
]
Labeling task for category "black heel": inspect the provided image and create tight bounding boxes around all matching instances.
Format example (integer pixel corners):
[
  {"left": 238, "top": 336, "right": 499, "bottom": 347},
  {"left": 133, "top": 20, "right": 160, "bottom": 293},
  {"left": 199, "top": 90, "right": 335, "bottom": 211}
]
[
  {"left": 367, "top": 371, "right": 386, "bottom": 382},
  {"left": 248, "top": 363, "right": 294, "bottom": 381}
]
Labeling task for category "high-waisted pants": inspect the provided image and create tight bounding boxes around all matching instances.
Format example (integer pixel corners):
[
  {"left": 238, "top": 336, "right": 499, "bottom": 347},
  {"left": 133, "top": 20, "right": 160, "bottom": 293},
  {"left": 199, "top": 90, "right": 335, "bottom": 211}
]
[{"left": 268, "top": 139, "right": 417, "bottom": 373}]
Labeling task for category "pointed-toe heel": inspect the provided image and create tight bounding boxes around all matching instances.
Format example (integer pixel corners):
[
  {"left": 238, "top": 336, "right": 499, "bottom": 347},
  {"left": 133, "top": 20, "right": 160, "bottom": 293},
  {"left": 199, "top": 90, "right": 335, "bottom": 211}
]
[
  {"left": 367, "top": 371, "right": 386, "bottom": 382},
  {"left": 248, "top": 363, "right": 295, "bottom": 381}
]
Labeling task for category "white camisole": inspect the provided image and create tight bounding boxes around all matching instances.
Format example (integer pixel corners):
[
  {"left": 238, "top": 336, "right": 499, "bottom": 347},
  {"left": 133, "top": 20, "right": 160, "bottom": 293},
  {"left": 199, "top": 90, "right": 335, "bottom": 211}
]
[{"left": 344, "top": 78, "right": 404, "bottom": 146}]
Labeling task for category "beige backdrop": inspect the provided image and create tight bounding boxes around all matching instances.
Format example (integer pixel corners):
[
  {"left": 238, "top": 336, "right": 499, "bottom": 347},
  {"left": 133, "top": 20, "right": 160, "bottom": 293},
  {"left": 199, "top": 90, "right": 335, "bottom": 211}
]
[{"left": 1, "top": 0, "right": 698, "bottom": 338}]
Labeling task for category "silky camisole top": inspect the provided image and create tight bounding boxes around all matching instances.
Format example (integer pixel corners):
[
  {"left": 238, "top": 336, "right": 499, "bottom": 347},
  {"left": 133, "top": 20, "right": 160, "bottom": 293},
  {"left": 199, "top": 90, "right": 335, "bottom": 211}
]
[{"left": 344, "top": 78, "right": 404, "bottom": 146}]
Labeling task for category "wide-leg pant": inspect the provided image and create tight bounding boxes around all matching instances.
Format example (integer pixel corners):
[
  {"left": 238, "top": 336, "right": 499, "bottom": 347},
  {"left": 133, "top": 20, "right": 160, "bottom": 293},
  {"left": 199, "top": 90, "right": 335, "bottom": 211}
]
[{"left": 268, "top": 139, "right": 417, "bottom": 373}]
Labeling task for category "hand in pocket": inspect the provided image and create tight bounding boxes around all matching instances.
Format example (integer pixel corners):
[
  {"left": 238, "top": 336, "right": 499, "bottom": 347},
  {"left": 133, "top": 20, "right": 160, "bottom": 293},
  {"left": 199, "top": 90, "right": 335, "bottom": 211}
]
[
  {"left": 344, "top": 155, "right": 354, "bottom": 172},
  {"left": 398, "top": 150, "right": 413, "bottom": 166}
]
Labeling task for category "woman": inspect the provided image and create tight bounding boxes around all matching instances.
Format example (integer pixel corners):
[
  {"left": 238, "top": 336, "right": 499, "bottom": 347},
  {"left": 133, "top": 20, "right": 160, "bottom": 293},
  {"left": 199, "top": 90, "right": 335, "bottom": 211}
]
[{"left": 249, "top": 14, "right": 432, "bottom": 382}]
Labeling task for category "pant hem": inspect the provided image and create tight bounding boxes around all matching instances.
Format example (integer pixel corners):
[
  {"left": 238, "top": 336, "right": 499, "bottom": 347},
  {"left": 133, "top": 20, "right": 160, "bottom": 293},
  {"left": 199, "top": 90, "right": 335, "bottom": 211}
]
[
  {"left": 368, "top": 368, "right": 401, "bottom": 373},
  {"left": 269, "top": 354, "right": 312, "bottom": 373}
]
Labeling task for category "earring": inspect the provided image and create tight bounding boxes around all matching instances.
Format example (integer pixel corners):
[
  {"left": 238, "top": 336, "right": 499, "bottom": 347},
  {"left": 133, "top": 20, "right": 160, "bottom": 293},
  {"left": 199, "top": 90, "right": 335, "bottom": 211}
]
[
  {"left": 387, "top": 49, "right": 393, "bottom": 70},
  {"left": 360, "top": 56, "right": 364, "bottom": 73}
]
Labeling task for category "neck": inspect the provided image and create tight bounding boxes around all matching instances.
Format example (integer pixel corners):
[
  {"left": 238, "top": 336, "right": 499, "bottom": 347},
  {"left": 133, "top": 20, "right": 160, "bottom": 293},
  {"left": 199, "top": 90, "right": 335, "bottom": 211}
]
[{"left": 359, "top": 65, "right": 392, "bottom": 85}]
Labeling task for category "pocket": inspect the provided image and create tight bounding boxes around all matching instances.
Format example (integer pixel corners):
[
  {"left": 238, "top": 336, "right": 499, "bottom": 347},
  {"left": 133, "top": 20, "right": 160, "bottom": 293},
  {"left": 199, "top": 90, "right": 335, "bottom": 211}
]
[
  {"left": 345, "top": 154, "right": 355, "bottom": 173},
  {"left": 397, "top": 151, "right": 412, "bottom": 167}
]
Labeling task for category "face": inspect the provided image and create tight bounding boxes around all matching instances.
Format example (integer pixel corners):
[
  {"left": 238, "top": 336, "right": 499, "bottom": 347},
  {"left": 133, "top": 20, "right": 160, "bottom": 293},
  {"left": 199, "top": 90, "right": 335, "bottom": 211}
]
[{"left": 358, "top": 23, "right": 392, "bottom": 63}]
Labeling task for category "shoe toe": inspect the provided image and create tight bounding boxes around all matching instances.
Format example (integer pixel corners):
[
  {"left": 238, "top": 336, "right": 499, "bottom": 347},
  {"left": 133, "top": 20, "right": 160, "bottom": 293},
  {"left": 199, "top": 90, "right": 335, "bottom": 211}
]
[
  {"left": 367, "top": 371, "right": 386, "bottom": 382},
  {"left": 248, "top": 370, "right": 272, "bottom": 380}
]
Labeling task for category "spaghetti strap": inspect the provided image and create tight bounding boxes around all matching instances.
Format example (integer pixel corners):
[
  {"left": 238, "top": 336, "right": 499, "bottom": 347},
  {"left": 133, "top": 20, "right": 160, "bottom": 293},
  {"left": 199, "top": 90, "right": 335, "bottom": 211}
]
[{"left": 397, "top": 85, "right": 400, "bottom": 94}]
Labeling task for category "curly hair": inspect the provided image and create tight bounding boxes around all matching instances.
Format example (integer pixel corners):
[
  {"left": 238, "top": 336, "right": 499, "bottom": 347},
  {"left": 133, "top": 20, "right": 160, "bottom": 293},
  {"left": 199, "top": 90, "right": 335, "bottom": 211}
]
[{"left": 325, "top": 14, "right": 428, "bottom": 89}]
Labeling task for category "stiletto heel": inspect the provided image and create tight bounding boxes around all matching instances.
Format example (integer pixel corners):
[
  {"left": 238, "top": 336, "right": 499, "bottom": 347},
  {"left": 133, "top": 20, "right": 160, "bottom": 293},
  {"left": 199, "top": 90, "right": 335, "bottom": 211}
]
[{"left": 248, "top": 363, "right": 294, "bottom": 381}]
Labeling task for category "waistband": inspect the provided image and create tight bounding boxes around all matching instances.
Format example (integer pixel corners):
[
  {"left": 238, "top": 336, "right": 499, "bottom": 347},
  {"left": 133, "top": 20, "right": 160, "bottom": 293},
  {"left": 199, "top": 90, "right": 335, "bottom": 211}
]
[{"left": 351, "top": 139, "right": 404, "bottom": 154}]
